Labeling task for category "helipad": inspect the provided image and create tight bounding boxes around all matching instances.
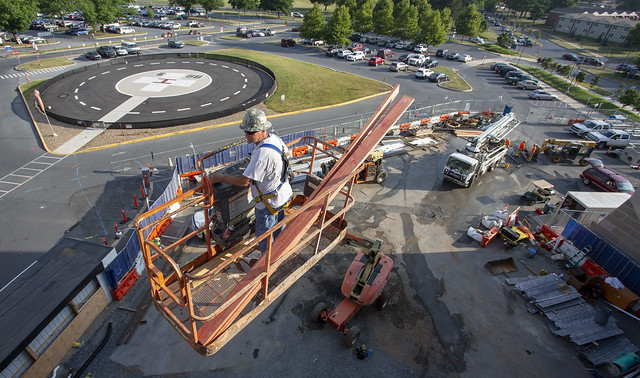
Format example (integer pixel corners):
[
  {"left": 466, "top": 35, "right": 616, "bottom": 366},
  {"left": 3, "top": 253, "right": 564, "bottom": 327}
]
[{"left": 39, "top": 54, "right": 276, "bottom": 128}]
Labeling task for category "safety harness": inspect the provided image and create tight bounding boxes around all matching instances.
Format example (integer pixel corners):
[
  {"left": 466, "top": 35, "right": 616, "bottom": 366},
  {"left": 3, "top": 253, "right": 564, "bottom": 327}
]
[{"left": 252, "top": 142, "right": 292, "bottom": 215}]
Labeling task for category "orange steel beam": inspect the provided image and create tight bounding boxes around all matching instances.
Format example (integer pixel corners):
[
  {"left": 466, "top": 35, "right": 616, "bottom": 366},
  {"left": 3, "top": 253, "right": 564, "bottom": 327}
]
[{"left": 197, "top": 88, "right": 414, "bottom": 346}]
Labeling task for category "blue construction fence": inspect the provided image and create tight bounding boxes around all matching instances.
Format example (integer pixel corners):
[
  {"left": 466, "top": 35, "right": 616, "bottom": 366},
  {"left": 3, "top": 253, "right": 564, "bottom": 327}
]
[
  {"left": 562, "top": 217, "right": 640, "bottom": 296},
  {"left": 174, "top": 130, "right": 316, "bottom": 175},
  {"left": 104, "top": 169, "right": 181, "bottom": 290}
]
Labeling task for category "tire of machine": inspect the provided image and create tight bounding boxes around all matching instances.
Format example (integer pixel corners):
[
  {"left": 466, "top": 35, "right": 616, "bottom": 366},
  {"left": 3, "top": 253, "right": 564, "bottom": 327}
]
[
  {"left": 344, "top": 326, "right": 361, "bottom": 348},
  {"left": 311, "top": 301, "right": 328, "bottom": 323},
  {"left": 375, "top": 169, "right": 388, "bottom": 183}
]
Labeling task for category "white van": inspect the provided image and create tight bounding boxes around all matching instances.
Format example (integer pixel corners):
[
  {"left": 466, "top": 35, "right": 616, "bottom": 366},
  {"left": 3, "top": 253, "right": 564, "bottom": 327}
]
[
  {"left": 121, "top": 41, "right": 141, "bottom": 53},
  {"left": 117, "top": 26, "right": 135, "bottom": 34}
]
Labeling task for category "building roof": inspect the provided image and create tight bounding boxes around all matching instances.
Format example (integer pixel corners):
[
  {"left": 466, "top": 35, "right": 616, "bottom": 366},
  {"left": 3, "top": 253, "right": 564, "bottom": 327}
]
[
  {"left": 0, "top": 238, "right": 113, "bottom": 370},
  {"left": 566, "top": 191, "right": 632, "bottom": 209}
]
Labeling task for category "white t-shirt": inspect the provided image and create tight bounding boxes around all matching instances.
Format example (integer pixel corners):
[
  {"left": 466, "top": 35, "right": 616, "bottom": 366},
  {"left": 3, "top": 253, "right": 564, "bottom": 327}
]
[{"left": 243, "top": 134, "right": 293, "bottom": 210}]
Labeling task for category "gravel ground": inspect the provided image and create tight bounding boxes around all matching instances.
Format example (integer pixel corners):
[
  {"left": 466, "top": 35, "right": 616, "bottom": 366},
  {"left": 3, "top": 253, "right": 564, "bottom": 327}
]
[{"left": 28, "top": 98, "right": 275, "bottom": 153}]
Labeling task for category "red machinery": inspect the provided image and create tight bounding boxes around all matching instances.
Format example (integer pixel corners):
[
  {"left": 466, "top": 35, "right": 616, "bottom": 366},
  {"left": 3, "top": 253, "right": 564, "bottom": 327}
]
[{"left": 312, "top": 235, "right": 394, "bottom": 347}]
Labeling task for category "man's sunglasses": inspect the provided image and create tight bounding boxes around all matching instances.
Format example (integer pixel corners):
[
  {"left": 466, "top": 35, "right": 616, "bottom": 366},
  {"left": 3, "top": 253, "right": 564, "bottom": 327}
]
[{"left": 240, "top": 126, "right": 258, "bottom": 135}]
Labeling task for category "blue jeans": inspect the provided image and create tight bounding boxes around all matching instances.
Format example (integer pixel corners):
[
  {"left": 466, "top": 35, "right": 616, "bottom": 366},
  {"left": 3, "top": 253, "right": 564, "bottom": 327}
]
[{"left": 255, "top": 206, "right": 285, "bottom": 255}]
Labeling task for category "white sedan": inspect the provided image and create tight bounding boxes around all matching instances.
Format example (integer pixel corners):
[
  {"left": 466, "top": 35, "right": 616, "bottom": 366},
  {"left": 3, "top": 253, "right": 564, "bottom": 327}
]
[
  {"left": 528, "top": 90, "right": 558, "bottom": 100},
  {"left": 458, "top": 54, "right": 472, "bottom": 63},
  {"left": 517, "top": 80, "right": 543, "bottom": 90},
  {"left": 415, "top": 68, "right": 434, "bottom": 79}
]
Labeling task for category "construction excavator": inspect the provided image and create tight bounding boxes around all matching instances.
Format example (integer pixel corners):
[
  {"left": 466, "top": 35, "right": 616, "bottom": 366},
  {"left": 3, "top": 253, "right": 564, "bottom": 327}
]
[{"left": 134, "top": 85, "right": 413, "bottom": 355}]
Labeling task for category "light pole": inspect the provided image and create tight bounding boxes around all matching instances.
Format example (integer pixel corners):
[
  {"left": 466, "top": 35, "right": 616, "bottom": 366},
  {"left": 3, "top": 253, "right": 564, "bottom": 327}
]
[{"left": 516, "top": 43, "right": 525, "bottom": 66}]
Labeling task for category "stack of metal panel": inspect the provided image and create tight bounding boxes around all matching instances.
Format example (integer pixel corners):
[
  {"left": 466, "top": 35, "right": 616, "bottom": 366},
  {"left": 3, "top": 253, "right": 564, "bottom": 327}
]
[{"left": 514, "top": 274, "right": 638, "bottom": 365}]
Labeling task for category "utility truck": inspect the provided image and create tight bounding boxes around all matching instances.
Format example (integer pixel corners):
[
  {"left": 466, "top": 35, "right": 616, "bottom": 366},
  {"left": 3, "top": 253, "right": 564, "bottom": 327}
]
[{"left": 442, "top": 112, "right": 520, "bottom": 187}]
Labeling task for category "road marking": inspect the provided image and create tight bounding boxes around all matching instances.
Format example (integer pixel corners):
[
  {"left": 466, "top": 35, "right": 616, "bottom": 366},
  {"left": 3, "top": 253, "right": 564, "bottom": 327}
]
[
  {"left": 177, "top": 107, "right": 191, "bottom": 111},
  {"left": 220, "top": 97, "right": 229, "bottom": 101},
  {"left": 0, "top": 153, "right": 65, "bottom": 199},
  {"left": 201, "top": 102, "right": 212, "bottom": 107}
]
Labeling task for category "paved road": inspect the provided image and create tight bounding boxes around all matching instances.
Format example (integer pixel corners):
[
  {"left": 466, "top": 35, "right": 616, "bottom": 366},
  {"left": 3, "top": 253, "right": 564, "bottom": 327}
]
[{"left": 1, "top": 23, "right": 639, "bottom": 377}]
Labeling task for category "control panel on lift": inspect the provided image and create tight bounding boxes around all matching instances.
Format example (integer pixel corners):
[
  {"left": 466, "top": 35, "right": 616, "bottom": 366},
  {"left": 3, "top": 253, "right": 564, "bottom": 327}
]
[{"left": 208, "top": 158, "right": 255, "bottom": 247}]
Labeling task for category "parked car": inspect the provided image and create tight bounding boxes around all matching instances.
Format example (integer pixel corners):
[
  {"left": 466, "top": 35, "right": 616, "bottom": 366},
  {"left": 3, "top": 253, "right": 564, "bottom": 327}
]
[
  {"left": 325, "top": 47, "right": 339, "bottom": 56},
  {"left": 376, "top": 49, "right": 394, "bottom": 58},
  {"left": 111, "top": 45, "right": 128, "bottom": 56},
  {"left": 350, "top": 43, "right": 363, "bottom": 51},
  {"left": 281, "top": 38, "right": 296, "bottom": 47},
  {"left": 97, "top": 46, "right": 117, "bottom": 58},
  {"left": 84, "top": 51, "right": 102, "bottom": 60},
  {"left": 337, "top": 49, "right": 352, "bottom": 58},
  {"left": 617, "top": 63, "right": 636, "bottom": 72},
  {"left": 368, "top": 57, "right": 384, "bottom": 66},
  {"left": 528, "top": 90, "right": 558, "bottom": 100},
  {"left": 580, "top": 166, "right": 635, "bottom": 193},
  {"left": 435, "top": 49, "right": 448, "bottom": 58},
  {"left": 346, "top": 51, "right": 366, "bottom": 61},
  {"left": 586, "top": 57, "right": 604, "bottom": 66},
  {"left": 422, "top": 59, "right": 439, "bottom": 68},
  {"left": 395, "top": 42, "right": 407, "bottom": 49},
  {"left": 563, "top": 53, "right": 578, "bottom": 61},
  {"left": 389, "top": 62, "right": 408, "bottom": 72},
  {"left": 397, "top": 54, "right": 410, "bottom": 63},
  {"left": 168, "top": 40, "right": 184, "bottom": 48},
  {"left": 121, "top": 41, "right": 141, "bottom": 54},
  {"left": 291, "top": 11, "right": 304, "bottom": 18},
  {"left": 260, "top": 28, "right": 274, "bottom": 36},
  {"left": 517, "top": 80, "right": 543, "bottom": 90},
  {"left": 458, "top": 54, "right": 472, "bottom": 63},
  {"left": 428, "top": 72, "right": 449, "bottom": 83},
  {"left": 407, "top": 54, "right": 427, "bottom": 66},
  {"left": 415, "top": 68, "right": 434, "bottom": 79},
  {"left": 471, "top": 36, "right": 484, "bottom": 43},
  {"left": 445, "top": 51, "right": 459, "bottom": 60},
  {"left": 413, "top": 44, "right": 428, "bottom": 53}
]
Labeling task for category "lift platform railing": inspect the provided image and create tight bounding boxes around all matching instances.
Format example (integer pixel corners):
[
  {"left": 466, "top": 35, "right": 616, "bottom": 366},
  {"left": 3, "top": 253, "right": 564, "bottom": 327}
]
[
  {"left": 135, "top": 84, "right": 413, "bottom": 355},
  {"left": 134, "top": 136, "right": 361, "bottom": 354}
]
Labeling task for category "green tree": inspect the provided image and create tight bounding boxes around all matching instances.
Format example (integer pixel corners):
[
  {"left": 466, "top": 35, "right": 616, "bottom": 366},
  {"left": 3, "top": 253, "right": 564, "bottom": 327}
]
[
  {"left": 497, "top": 32, "right": 512, "bottom": 48},
  {"left": 147, "top": 6, "right": 155, "bottom": 19},
  {"left": 372, "top": 0, "right": 394, "bottom": 36},
  {"left": 559, "top": 64, "right": 571, "bottom": 76},
  {"left": 336, "top": 0, "right": 356, "bottom": 16},
  {"left": 300, "top": 4, "right": 325, "bottom": 40},
  {"left": 200, "top": 0, "right": 225, "bottom": 18},
  {"left": 170, "top": 0, "right": 195, "bottom": 16},
  {"left": 617, "top": 0, "right": 640, "bottom": 11},
  {"left": 418, "top": 8, "right": 448, "bottom": 46},
  {"left": 590, "top": 75, "right": 601, "bottom": 88},
  {"left": 352, "top": 0, "right": 374, "bottom": 35},
  {"left": 455, "top": 4, "right": 483, "bottom": 40},
  {"left": 575, "top": 71, "right": 586, "bottom": 84},
  {"left": 393, "top": 0, "right": 419, "bottom": 40},
  {"left": 483, "top": 0, "right": 499, "bottom": 13},
  {"left": 261, "top": 0, "right": 294, "bottom": 16},
  {"left": 540, "top": 57, "right": 553, "bottom": 70},
  {"left": 529, "top": 0, "right": 550, "bottom": 25},
  {"left": 314, "top": 0, "right": 337, "bottom": 11},
  {"left": 324, "top": 5, "right": 353, "bottom": 46},
  {"left": 625, "top": 23, "right": 640, "bottom": 50},
  {"left": 619, "top": 89, "right": 640, "bottom": 109},
  {"left": 229, "top": 0, "right": 260, "bottom": 11},
  {"left": 0, "top": 0, "right": 38, "bottom": 36}
]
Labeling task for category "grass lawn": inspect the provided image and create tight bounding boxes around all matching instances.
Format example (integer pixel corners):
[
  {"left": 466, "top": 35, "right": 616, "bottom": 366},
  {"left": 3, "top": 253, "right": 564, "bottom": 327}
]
[
  {"left": 517, "top": 64, "right": 640, "bottom": 120},
  {"left": 435, "top": 66, "right": 472, "bottom": 91},
  {"left": 210, "top": 48, "right": 391, "bottom": 112},
  {"left": 17, "top": 57, "right": 74, "bottom": 71}
]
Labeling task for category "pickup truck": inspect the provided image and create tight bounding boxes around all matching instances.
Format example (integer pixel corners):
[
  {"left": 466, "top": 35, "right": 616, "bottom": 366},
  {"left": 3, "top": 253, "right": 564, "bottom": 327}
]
[
  {"left": 585, "top": 129, "right": 632, "bottom": 149},
  {"left": 570, "top": 120, "right": 612, "bottom": 137}
]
